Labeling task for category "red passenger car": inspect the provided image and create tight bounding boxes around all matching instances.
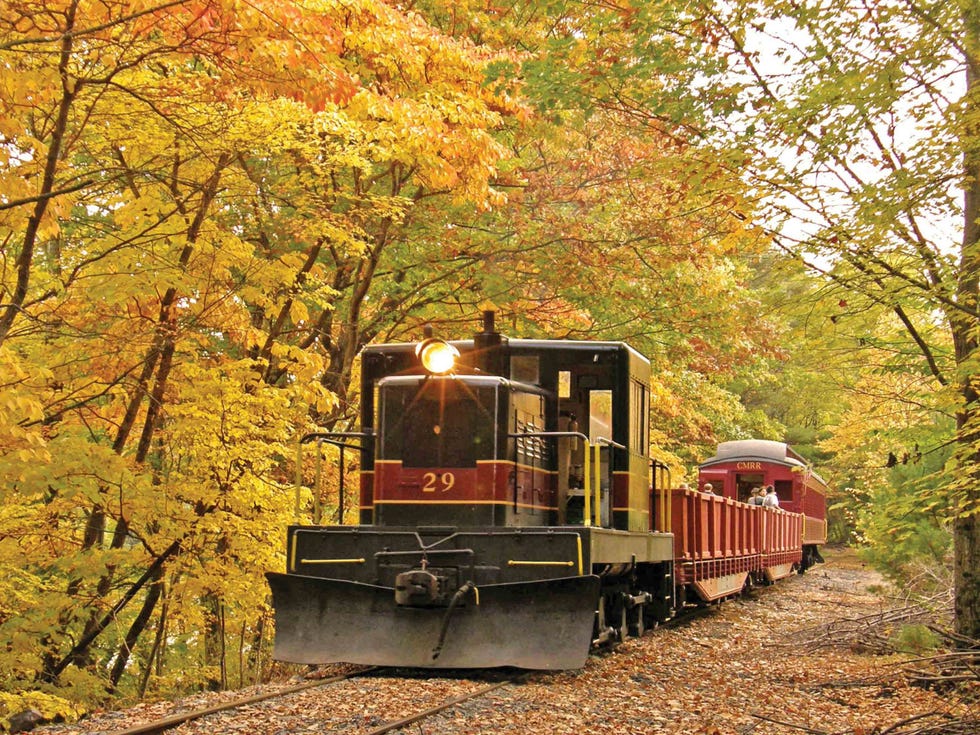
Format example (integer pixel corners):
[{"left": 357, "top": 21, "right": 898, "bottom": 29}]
[{"left": 698, "top": 440, "right": 827, "bottom": 569}]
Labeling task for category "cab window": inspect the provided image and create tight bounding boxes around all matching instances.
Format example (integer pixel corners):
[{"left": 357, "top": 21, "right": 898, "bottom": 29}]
[{"left": 379, "top": 380, "right": 497, "bottom": 467}]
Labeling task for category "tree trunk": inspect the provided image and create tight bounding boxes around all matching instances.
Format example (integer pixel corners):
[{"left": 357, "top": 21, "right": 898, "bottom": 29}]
[
  {"left": 203, "top": 594, "right": 227, "bottom": 691},
  {"left": 0, "top": 1, "right": 78, "bottom": 346},
  {"left": 40, "top": 157, "right": 232, "bottom": 684},
  {"left": 953, "top": 2, "right": 980, "bottom": 642},
  {"left": 249, "top": 613, "right": 267, "bottom": 686},
  {"left": 41, "top": 538, "right": 182, "bottom": 683},
  {"left": 954, "top": 513, "right": 980, "bottom": 639},
  {"left": 108, "top": 572, "right": 163, "bottom": 692},
  {"left": 203, "top": 534, "right": 230, "bottom": 691},
  {"left": 139, "top": 585, "right": 169, "bottom": 698}
]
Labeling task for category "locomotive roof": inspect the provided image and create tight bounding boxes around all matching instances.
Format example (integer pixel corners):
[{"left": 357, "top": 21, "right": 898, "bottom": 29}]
[
  {"left": 700, "top": 439, "right": 828, "bottom": 486},
  {"left": 362, "top": 337, "right": 648, "bottom": 363},
  {"left": 507, "top": 338, "right": 647, "bottom": 360}
]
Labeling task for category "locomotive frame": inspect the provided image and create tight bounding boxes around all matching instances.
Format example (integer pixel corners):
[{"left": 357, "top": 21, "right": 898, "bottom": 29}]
[{"left": 266, "top": 313, "right": 826, "bottom": 670}]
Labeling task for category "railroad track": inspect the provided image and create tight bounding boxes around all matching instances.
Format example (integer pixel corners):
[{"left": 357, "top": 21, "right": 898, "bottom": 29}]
[
  {"left": 358, "top": 678, "right": 514, "bottom": 735},
  {"left": 102, "top": 592, "right": 768, "bottom": 735},
  {"left": 105, "top": 667, "right": 517, "bottom": 735}
]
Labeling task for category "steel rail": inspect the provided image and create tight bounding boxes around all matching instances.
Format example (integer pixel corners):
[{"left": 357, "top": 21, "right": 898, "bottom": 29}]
[
  {"left": 107, "top": 667, "right": 377, "bottom": 735},
  {"left": 361, "top": 678, "right": 515, "bottom": 735}
]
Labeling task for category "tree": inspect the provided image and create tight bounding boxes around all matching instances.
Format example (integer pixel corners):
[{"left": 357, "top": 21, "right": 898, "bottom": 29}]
[
  {"left": 0, "top": 0, "right": 519, "bottom": 703},
  {"left": 685, "top": 0, "right": 979, "bottom": 638},
  {"left": 398, "top": 1, "right": 787, "bottom": 465}
]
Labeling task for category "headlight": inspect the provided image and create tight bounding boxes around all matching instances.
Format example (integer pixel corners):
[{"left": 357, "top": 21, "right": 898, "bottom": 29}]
[{"left": 416, "top": 338, "right": 459, "bottom": 374}]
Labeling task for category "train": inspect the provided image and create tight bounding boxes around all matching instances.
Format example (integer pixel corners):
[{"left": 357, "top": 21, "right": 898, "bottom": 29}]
[{"left": 265, "top": 312, "right": 827, "bottom": 670}]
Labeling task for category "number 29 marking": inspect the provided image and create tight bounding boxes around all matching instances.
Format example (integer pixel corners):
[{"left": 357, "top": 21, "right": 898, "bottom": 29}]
[{"left": 422, "top": 472, "right": 456, "bottom": 493}]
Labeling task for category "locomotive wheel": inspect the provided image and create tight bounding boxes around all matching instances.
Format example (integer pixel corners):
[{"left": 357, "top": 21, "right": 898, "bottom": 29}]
[
  {"left": 594, "top": 593, "right": 607, "bottom": 635},
  {"left": 642, "top": 603, "right": 660, "bottom": 631},
  {"left": 628, "top": 602, "right": 645, "bottom": 637},
  {"left": 615, "top": 602, "right": 629, "bottom": 641},
  {"left": 593, "top": 593, "right": 626, "bottom": 645}
]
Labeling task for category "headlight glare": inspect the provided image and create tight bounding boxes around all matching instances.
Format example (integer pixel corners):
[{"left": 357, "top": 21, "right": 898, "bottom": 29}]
[{"left": 416, "top": 339, "right": 459, "bottom": 374}]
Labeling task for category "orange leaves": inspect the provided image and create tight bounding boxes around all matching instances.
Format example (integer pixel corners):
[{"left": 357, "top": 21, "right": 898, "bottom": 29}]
[
  {"left": 144, "top": 0, "right": 358, "bottom": 108},
  {"left": 0, "top": 0, "right": 357, "bottom": 111}
]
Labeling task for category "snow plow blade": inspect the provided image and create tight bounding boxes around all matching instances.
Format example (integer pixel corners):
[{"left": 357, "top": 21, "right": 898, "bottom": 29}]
[{"left": 266, "top": 572, "right": 601, "bottom": 670}]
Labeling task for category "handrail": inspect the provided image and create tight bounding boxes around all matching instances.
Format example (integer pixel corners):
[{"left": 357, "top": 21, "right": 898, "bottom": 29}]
[
  {"left": 295, "top": 431, "right": 374, "bottom": 524},
  {"left": 650, "top": 460, "right": 672, "bottom": 533},
  {"left": 584, "top": 438, "right": 592, "bottom": 526},
  {"left": 504, "top": 431, "right": 627, "bottom": 529},
  {"left": 595, "top": 436, "right": 626, "bottom": 450},
  {"left": 299, "top": 430, "right": 374, "bottom": 445},
  {"left": 507, "top": 431, "right": 590, "bottom": 442},
  {"left": 590, "top": 437, "right": 621, "bottom": 527},
  {"left": 509, "top": 431, "right": 597, "bottom": 526}
]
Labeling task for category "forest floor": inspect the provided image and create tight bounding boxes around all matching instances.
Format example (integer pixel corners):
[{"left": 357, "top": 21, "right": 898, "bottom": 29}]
[{"left": 32, "top": 547, "right": 978, "bottom": 735}]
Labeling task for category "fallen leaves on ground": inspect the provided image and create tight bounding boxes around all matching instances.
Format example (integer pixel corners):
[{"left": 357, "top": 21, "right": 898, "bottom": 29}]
[{"left": 33, "top": 548, "right": 976, "bottom": 734}]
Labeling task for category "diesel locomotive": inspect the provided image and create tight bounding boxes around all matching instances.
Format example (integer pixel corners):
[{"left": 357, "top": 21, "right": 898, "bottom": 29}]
[{"left": 266, "top": 313, "right": 826, "bottom": 670}]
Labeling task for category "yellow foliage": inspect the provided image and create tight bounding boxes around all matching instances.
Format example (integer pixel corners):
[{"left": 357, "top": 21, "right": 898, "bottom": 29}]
[
  {"left": 0, "top": 0, "right": 516, "bottom": 712},
  {"left": 0, "top": 348, "right": 50, "bottom": 477},
  {"left": 0, "top": 690, "right": 86, "bottom": 729}
]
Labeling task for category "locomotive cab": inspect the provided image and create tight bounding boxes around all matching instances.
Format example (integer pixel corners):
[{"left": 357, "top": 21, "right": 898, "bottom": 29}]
[{"left": 372, "top": 373, "right": 554, "bottom": 528}]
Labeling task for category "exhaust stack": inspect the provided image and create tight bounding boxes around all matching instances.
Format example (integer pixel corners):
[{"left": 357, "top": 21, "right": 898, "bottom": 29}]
[{"left": 474, "top": 310, "right": 506, "bottom": 374}]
